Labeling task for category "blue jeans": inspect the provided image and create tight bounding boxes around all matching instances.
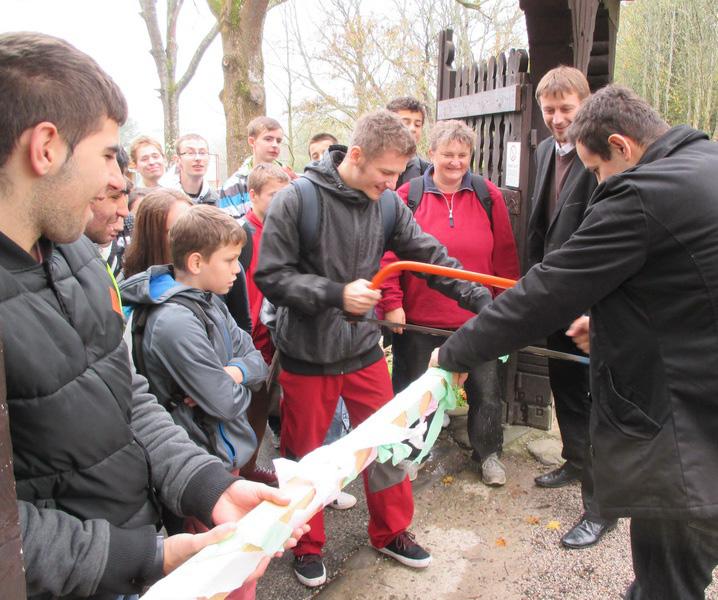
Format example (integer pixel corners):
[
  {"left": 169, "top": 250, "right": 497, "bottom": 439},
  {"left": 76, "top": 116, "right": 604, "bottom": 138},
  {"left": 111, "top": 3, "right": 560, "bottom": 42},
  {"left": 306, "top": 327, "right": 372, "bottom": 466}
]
[{"left": 323, "top": 397, "right": 350, "bottom": 444}]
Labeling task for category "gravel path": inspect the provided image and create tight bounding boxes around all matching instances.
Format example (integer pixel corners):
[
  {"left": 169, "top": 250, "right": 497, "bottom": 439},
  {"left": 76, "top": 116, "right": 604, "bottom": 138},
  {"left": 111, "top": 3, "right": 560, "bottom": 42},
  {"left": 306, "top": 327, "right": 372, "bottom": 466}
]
[{"left": 256, "top": 424, "right": 718, "bottom": 600}]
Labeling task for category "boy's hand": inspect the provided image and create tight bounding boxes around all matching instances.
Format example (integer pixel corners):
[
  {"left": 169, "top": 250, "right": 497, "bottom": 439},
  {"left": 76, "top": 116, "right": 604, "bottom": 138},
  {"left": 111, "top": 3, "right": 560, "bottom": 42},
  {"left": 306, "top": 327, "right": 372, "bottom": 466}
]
[
  {"left": 343, "top": 279, "right": 381, "bottom": 315},
  {"left": 163, "top": 523, "right": 235, "bottom": 575},
  {"left": 224, "top": 365, "right": 244, "bottom": 384},
  {"left": 384, "top": 307, "right": 406, "bottom": 333},
  {"left": 211, "top": 480, "right": 310, "bottom": 550}
]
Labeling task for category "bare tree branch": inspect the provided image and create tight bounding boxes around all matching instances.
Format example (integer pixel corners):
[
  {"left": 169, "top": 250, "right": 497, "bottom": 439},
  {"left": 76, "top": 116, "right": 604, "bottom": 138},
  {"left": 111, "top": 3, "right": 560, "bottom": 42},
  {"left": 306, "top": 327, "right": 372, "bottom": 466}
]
[
  {"left": 138, "top": 0, "right": 169, "bottom": 90},
  {"left": 176, "top": 20, "right": 220, "bottom": 93}
]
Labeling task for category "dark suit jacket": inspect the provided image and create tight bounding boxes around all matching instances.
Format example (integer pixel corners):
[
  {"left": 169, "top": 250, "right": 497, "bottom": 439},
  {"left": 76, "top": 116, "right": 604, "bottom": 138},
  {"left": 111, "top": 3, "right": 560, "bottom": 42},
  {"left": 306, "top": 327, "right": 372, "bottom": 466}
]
[{"left": 526, "top": 136, "right": 597, "bottom": 268}]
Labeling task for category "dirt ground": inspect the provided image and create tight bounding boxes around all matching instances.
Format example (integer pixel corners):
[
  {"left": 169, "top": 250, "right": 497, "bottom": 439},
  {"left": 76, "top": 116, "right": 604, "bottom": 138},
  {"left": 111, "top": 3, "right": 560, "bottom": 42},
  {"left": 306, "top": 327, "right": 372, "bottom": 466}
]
[{"left": 256, "top": 420, "right": 718, "bottom": 600}]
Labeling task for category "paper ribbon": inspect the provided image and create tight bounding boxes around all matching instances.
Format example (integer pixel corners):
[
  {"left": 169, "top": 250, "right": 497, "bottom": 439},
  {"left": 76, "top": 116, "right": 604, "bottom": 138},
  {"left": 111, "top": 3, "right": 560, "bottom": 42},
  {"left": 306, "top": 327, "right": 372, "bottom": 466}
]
[{"left": 142, "top": 368, "right": 457, "bottom": 600}]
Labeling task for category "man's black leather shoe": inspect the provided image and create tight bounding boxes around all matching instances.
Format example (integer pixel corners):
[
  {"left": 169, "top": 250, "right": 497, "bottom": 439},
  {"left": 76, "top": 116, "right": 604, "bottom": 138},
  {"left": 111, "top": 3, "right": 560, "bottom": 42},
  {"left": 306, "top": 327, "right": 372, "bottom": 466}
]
[
  {"left": 534, "top": 462, "right": 582, "bottom": 488},
  {"left": 560, "top": 516, "right": 617, "bottom": 549}
]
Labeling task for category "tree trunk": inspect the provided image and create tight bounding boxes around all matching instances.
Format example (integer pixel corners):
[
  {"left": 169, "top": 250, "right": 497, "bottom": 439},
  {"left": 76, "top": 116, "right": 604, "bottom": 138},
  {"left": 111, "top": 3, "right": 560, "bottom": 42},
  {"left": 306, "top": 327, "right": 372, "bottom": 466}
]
[
  {"left": 210, "top": 0, "right": 271, "bottom": 173},
  {"left": 0, "top": 333, "right": 26, "bottom": 599},
  {"left": 140, "top": 0, "right": 219, "bottom": 155}
]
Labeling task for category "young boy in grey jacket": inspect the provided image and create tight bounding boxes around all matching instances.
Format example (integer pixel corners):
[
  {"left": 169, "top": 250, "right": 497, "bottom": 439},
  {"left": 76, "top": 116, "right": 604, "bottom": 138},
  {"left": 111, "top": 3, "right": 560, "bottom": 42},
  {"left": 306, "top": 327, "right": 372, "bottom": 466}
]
[{"left": 121, "top": 205, "right": 268, "bottom": 475}]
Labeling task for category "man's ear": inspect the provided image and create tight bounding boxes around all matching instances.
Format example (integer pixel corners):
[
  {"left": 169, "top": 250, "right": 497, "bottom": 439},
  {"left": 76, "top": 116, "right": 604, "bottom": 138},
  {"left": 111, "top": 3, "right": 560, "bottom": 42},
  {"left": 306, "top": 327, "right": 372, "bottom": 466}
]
[
  {"left": 28, "top": 122, "right": 66, "bottom": 176},
  {"left": 248, "top": 136, "right": 256, "bottom": 151},
  {"left": 607, "top": 133, "right": 633, "bottom": 161},
  {"left": 185, "top": 251, "right": 203, "bottom": 275},
  {"left": 347, "top": 145, "right": 363, "bottom": 165}
]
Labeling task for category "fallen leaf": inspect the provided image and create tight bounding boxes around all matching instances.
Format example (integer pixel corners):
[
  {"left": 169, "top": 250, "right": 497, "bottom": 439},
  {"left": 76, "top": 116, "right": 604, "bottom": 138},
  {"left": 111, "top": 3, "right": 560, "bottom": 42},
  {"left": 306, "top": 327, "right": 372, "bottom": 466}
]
[
  {"left": 442, "top": 475, "right": 454, "bottom": 486},
  {"left": 495, "top": 537, "right": 507, "bottom": 547},
  {"left": 546, "top": 520, "right": 561, "bottom": 530},
  {"left": 525, "top": 515, "right": 540, "bottom": 525}
]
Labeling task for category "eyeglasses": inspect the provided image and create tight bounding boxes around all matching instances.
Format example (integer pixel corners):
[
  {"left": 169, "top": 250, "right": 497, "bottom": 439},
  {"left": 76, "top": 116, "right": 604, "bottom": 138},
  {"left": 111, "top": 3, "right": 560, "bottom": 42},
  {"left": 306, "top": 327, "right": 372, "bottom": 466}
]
[{"left": 179, "top": 150, "right": 210, "bottom": 158}]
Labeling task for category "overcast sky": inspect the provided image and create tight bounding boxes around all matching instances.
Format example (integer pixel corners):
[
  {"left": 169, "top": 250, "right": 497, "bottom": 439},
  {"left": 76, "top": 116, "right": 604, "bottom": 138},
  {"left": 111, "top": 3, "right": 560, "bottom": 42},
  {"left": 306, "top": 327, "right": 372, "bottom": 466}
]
[{"left": 2, "top": 0, "right": 306, "bottom": 157}]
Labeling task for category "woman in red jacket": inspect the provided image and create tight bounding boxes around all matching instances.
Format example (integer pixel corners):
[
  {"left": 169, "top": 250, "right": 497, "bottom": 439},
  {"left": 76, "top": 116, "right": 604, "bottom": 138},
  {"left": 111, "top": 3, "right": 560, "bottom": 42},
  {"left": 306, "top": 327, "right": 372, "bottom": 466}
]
[{"left": 379, "top": 119, "right": 520, "bottom": 486}]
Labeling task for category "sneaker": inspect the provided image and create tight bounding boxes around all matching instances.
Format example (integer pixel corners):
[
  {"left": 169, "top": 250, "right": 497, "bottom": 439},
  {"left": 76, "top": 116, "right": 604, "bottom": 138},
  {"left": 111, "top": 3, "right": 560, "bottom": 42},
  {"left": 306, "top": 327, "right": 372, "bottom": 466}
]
[
  {"left": 481, "top": 453, "right": 506, "bottom": 487},
  {"left": 293, "top": 554, "right": 327, "bottom": 587},
  {"left": 241, "top": 464, "right": 279, "bottom": 487},
  {"left": 328, "top": 491, "right": 357, "bottom": 510},
  {"left": 374, "top": 531, "right": 431, "bottom": 568},
  {"left": 270, "top": 429, "right": 281, "bottom": 450},
  {"left": 403, "top": 460, "right": 419, "bottom": 482}
]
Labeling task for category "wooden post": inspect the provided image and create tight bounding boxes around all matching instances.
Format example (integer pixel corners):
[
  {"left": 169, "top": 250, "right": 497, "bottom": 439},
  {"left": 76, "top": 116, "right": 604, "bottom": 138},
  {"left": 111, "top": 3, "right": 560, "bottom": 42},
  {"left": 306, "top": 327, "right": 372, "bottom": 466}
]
[{"left": 0, "top": 333, "right": 26, "bottom": 598}]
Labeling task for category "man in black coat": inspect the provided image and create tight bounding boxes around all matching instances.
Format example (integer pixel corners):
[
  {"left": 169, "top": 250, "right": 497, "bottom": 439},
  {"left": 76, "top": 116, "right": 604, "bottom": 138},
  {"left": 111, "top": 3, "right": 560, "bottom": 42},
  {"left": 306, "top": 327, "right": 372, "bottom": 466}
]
[
  {"left": 526, "top": 66, "right": 615, "bottom": 549},
  {"left": 432, "top": 85, "right": 718, "bottom": 600}
]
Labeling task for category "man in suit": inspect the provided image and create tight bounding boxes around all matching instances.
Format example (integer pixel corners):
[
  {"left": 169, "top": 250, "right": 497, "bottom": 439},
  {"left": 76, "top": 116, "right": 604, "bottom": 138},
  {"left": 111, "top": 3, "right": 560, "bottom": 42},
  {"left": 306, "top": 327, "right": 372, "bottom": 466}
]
[{"left": 526, "top": 66, "right": 616, "bottom": 548}]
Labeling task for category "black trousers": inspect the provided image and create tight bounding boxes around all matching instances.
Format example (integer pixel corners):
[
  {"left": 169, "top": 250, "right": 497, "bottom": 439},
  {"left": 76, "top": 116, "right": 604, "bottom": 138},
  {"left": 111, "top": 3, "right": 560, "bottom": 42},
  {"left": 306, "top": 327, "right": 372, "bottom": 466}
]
[
  {"left": 625, "top": 517, "right": 718, "bottom": 600},
  {"left": 546, "top": 329, "right": 600, "bottom": 517},
  {"left": 392, "top": 328, "right": 503, "bottom": 462}
]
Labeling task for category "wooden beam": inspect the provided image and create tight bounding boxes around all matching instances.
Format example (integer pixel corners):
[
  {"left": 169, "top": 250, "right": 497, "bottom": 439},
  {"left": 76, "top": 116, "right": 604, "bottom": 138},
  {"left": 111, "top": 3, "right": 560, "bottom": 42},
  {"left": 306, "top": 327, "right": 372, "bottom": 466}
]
[{"left": 437, "top": 85, "right": 522, "bottom": 119}]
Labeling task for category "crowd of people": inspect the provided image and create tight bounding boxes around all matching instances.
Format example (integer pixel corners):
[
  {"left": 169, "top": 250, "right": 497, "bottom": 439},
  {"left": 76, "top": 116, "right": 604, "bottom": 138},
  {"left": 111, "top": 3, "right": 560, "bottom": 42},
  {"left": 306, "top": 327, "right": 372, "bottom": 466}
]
[{"left": 1, "top": 29, "right": 717, "bottom": 600}]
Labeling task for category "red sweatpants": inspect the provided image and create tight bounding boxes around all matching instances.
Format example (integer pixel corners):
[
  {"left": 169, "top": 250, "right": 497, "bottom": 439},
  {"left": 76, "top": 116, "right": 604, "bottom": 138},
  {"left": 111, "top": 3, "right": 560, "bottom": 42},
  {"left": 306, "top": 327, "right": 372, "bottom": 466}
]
[{"left": 279, "top": 357, "right": 414, "bottom": 556}]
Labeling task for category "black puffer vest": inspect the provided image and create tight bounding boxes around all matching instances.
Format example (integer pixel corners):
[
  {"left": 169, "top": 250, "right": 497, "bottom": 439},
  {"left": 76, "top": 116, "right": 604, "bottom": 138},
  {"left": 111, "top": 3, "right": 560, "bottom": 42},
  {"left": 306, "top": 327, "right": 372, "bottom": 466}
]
[{"left": 0, "top": 233, "right": 157, "bottom": 526}]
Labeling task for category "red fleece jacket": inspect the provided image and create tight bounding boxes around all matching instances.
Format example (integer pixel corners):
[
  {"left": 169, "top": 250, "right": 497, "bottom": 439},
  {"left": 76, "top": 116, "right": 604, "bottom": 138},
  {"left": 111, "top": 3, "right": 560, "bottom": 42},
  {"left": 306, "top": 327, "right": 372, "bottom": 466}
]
[
  {"left": 378, "top": 173, "right": 520, "bottom": 329},
  {"left": 244, "top": 209, "right": 274, "bottom": 364}
]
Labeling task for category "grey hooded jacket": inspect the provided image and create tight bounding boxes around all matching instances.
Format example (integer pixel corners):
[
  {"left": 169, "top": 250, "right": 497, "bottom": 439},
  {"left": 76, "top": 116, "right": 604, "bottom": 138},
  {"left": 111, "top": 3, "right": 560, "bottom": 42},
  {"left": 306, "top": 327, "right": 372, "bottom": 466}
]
[
  {"left": 0, "top": 233, "right": 236, "bottom": 599},
  {"left": 254, "top": 147, "right": 491, "bottom": 375},
  {"left": 121, "top": 265, "right": 267, "bottom": 470}
]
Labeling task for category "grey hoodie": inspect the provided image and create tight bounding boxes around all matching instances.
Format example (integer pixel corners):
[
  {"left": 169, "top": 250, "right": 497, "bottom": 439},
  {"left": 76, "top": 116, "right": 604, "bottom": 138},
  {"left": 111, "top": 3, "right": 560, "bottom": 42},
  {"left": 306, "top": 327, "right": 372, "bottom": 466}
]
[
  {"left": 254, "top": 147, "right": 492, "bottom": 375},
  {"left": 121, "top": 265, "right": 267, "bottom": 470}
]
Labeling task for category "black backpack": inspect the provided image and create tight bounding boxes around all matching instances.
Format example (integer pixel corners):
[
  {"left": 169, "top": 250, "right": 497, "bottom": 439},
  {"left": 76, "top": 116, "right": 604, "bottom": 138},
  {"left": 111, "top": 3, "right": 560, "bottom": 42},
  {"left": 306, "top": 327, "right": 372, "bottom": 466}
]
[
  {"left": 131, "top": 296, "right": 216, "bottom": 411},
  {"left": 406, "top": 174, "right": 494, "bottom": 229},
  {"left": 238, "top": 218, "right": 254, "bottom": 271},
  {"left": 293, "top": 176, "right": 397, "bottom": 252}
]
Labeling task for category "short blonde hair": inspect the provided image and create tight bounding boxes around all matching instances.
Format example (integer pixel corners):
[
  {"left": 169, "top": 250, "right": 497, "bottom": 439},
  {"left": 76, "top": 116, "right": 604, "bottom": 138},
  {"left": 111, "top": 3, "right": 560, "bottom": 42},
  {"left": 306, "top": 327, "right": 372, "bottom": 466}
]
[
  {"left": 350, "top": 110, "right": 416, "bottom": 160},
  {"left": 175, "top": 133, "right": 209, "bottom": 155},
  {"left": 247, "top": 163, "right": 290, "bottom": 195},
  {"left": 429, "top": 120, "right": 475, "bottom": 152},
  {"left": 247, "top": 116, "right": 282, "bottom": 138},
  {"left": 535, "top": 66, "right": 590, "bottom": 102},
  {"left": 170, "top": 205, "right": 246, "bottom": 270},
  {"left": 129, "top": 135, "right": 164, "bottom": 165}
]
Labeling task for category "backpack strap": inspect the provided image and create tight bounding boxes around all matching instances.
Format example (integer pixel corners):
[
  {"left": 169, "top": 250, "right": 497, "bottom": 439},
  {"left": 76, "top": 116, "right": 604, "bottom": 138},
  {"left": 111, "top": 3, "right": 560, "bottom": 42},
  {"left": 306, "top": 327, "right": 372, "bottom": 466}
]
[
  {"left": 407, "top": 176, "right": 425, "bottom": 212},
  {"left": 167, "top": 296, "right": 215, "bottom": 340},
  {"left": 294, "top": 176, "right": 320, "bottom": 253},
  {"left": 131, "top": 296, "right": 215, "bottom": 411},
  {"left": 295, "top": 176, "right": 396, "bottom": 253},
  {"left": 407, "top": 173, "right": 494, "bottom": 230},
  {"left": 470, "top": 174, "right": 494, "bottom": 230},
  {"left": 379, "top": 190, "right": 397, "bottom": 250},
  {"left": 238, "top": 217, "right": 254, "bottom": 272},
  {"left": 131, "top": 305, "right": 151, "bottom": 384}
]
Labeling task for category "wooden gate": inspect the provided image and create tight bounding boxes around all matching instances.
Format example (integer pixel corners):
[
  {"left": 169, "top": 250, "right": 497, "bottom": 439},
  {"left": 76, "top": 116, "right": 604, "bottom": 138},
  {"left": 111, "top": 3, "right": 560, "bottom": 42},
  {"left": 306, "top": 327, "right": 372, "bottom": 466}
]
[{"left": 436, "top": 29, "right": 553, "bottom": 430}]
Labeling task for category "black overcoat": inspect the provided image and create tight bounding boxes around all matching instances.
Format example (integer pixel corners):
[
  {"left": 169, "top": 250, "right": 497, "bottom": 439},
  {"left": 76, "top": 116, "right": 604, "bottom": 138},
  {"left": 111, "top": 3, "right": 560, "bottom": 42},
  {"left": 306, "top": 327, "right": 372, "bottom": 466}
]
[{"left": 440, "top": 126, "right": 718, "bottom": 519}]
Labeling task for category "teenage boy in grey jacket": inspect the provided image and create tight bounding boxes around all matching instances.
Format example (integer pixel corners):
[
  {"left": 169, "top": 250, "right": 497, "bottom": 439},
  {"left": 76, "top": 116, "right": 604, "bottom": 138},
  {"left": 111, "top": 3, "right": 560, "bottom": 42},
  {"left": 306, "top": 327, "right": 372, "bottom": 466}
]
[
  {"left": 122, "top": 205, "right": 268, "bottom": 474},
  {"left": 255, "top": 110, "right": 491, "bottom": 587},
  {"left": 0, "top": 33, "right": 304, "bottom": 599}
]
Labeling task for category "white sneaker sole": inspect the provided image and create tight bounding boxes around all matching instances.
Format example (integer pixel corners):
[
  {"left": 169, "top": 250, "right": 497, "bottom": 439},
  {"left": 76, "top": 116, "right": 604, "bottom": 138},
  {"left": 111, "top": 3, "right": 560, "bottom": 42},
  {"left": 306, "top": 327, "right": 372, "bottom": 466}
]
[
  {"left": 294, "top": 564, "right": 327, "bottom": 587},
  {"left": 328, "top": 492, "right": 357, "bottom": 510},
  {"left": 374, "top": 545, "right": 432, "bottom": 568}
]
